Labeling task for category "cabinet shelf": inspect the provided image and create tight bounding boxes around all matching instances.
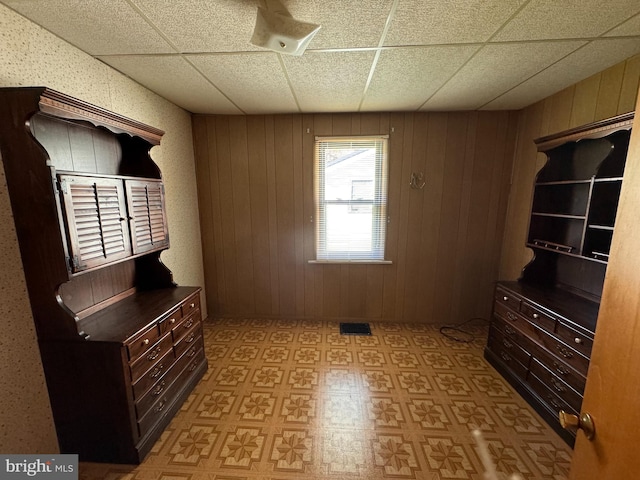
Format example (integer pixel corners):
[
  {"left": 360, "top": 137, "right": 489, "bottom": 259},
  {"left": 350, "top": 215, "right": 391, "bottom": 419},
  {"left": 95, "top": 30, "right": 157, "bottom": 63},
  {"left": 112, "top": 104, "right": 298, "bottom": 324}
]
[
  {"left": 594, "top": 176, "right": 623, "bottom": 183},
  {"left": 531, "top": 212, "right": 586, "bottom": 220},
  {"left": 535, "top": 179, "right": 592, "bottom": 186},
  {"left": 526, "top": 243, "right": 609, "bottom": 264}
]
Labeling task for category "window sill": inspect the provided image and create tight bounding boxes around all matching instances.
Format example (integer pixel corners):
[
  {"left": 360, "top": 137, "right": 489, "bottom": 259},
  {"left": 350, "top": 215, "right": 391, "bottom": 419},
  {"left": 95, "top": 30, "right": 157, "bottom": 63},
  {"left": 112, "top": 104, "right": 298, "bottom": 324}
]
[{"left": 308, "top": 260, "right": 392, "bottom": 265}]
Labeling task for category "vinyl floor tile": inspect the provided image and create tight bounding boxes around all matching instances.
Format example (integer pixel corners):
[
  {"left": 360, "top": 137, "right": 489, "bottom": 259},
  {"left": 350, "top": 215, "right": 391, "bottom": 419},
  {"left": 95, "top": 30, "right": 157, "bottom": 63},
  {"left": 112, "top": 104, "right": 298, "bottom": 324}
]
[{"left": 79, "top": 319, "right": 572, "bottom": 480}]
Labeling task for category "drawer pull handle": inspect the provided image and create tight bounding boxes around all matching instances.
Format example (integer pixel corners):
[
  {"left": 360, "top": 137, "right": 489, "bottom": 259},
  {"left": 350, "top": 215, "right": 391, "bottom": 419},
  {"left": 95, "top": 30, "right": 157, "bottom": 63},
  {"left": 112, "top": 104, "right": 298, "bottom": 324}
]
[
  {"left": 170, "top": 318, "right": 176, "bottom": 324},
  {"left": 150, "top": 364, "right": 165, "bottom": 378},
  {"left": 503, "top": 296, "right": 509, "bottom": 302},
  {"left": 155, "top": 398, "right": 167, "bottom": 413},
  {"left": 188, "top": 361, "right": 198, "bottom": 372},
  {"left": 500, "top": 352, "right": 512, "bottom": 362},
  {"left": 190, "top": 302, "right": 195, "bottom": 308},
  {"left": 147, "top": 346, "right": 162, "bottom": 361},
  {"left": 506, "top": 312, "right": 518, "bottom": 322},
  {"left": 186, "top": 333, "right": 196, "bottom": 344},
  {"left": 532, "top": 313, "right": 539, "bottom": 320},
  {"left": 574, "top": 337, "right": 583, "bottom": 345},
  {"left": 553, "top": 362, "right": 569, "bottom": 376},
  {"left": 550, "top": 378, "right": 566, "bottom": 393},
  {"left": 188, "top": 347, "right": 197, "bottom": 357},
  {"left": 152, "top": 381, "right": 166, "bottom": 396},
  {"left": 546, "top": 394, "right": 561, "bottom": 410},
  {"left": 184, "top": 319, "right": 194, "bottom": 329},
  {"left": 504, "top": 325, "right": 516, "bottom": 336},
  {"left": 502, "top": 339, "right": 513, "bottom": 349},
  {"left": 142, "top": 338, "right": 150, "bottom": 346},
  {"left": 555, "top": 344, "right": 574, "bottom": 359}
]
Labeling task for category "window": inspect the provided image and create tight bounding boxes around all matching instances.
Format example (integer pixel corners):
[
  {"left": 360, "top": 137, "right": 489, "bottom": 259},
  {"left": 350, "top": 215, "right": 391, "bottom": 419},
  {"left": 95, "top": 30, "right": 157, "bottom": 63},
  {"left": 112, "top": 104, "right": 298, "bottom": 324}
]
[{"left": 314, "top": 136, "right": 389, "bottom": 261}]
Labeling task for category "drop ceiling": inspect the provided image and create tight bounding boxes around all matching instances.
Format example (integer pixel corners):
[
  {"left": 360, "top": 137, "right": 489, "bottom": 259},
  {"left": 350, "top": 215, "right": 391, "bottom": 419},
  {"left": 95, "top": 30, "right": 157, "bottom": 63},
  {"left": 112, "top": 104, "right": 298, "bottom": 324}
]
[{"left": 3, "top": 0, "right": 640, "bottom": 115}]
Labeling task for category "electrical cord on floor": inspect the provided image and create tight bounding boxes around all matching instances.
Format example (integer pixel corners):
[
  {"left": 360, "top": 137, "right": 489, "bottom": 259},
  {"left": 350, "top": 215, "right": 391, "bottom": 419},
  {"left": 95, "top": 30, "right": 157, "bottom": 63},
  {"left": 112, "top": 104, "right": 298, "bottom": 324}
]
[{"left": 439, "top": 317, "right": 490, "bottom": 343}]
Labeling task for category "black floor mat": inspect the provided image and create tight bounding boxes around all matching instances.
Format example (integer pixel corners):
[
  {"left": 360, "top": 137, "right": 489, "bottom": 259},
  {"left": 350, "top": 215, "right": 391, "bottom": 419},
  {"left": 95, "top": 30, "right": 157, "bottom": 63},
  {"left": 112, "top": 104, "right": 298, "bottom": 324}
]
[{"left": 340, "top": 322, "right": 372, "bottom": 335}]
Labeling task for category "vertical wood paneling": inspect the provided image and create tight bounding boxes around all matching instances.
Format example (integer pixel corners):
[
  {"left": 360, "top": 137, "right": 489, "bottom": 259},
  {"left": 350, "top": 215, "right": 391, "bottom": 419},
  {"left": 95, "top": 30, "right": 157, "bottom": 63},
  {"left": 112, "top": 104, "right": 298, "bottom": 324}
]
[
  {"left": 402, "top": 113, "right": 428, "bottom": 321},
  {"left": 382, "top": 113, "right": 405, "bottom": 319},
  {"left": 229, "top": 116, "right": 255, "bottom": 313},
  {"left": 265, "top": 115, "right": 280, "bottom": 314},
  {"left": 394, "top": 113, "right": 415, "bottom": 320},
  {"left": 292, "top": 115, "right": 305, "bottom": 315},
  {"left": 302, "top": 114, "right": 315, "bottom": 316},
  {"left": 194, "top": 109, "right": 518, "bottom": 323},
  {"left": 192, "top": 116, "right": 217, "bottom": 309},
  {"left": 246, "top": 116, "right": 271, "bottom": 314},
  {"left": 618, "top": 55, "right": 640, "bottom": 113},
  {"left": 570, "top": 74, "right": 601, "bottom": 128},
  {"left": 416, "top": 113, "right": 448, "bottom": 320},
  {"left": 450, "top": 112, "right": 478, "bottom": 323},
  {"left": 595, "top": 63, "right": 625, "bottom": 121},
  {"left": 274, "top": 115, "right": 296, "bottom": 315},
  {"left": 214, "top": 117, "right": 238, "bottom": 313},
  {"left": 548, "top": 86, "right": 575, "bottom": 134}
]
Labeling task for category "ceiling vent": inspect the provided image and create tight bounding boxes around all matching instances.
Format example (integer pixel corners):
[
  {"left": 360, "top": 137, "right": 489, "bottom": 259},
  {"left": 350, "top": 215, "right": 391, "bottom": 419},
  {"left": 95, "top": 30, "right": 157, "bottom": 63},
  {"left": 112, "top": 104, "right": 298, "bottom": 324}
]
[{"left": 250, "top": 0, "right": 321, "bottom": 56}]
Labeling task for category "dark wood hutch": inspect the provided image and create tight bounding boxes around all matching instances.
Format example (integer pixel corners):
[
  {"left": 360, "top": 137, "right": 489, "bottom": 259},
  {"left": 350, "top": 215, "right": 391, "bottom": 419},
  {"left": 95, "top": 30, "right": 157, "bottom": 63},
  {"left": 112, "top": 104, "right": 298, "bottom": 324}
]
[
  {"left": 485, "top": 113, "right": 633, "bottom": 445},
  {"left": 0, "top": 87, "right": 207, "bottom": 463}
]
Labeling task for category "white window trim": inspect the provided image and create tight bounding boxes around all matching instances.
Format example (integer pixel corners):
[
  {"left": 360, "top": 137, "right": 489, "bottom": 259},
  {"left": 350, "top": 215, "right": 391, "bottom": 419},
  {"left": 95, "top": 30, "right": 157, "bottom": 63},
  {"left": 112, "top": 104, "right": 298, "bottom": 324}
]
[{"left": 312, "top": 135, "right": 391, "bottom": 264}]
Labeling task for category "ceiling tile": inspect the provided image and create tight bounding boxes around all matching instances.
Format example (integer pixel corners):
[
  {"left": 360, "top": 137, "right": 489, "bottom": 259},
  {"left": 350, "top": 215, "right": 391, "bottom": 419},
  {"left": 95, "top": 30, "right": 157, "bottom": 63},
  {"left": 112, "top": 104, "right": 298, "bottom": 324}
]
[
  {"left": 282, "top": 51, "right": 375, "bottom": 112},
  {"left": 98, "top": 55, "right": 242, "bottom": 114},
  {"left": 605, "top": 12, "right": 640, "bottom": 37},
  {"left": 384, "top": 0, "right": 526, "bottom": 46},
  {"left": 131, "top": 0, "right": 262, "bottom": 53},
  {"left": 493, "top": 0, "right": 640, "bottom": 41},
  {"left": 285, "top": 0, "right": 393, "bottom": 49},
  {"left": 188, "top": 53, "right": 298, "bottom": 114},
  {"left": 361, "top": 45, "right": 479, "bottom": 111},
  {"left": 2, "top": 0, "right": 173, "bottom": 55},
  {"left": 484, "top": 38, "right": 640, "bottom": 110},
  {"left": 422, "top": 41, "right": 586, "bottom": 110}
]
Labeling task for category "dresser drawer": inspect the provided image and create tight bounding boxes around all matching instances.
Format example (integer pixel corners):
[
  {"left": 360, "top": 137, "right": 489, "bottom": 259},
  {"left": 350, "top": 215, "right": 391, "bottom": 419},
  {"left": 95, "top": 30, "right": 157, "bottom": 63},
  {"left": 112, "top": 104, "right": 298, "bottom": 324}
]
[
  {"left": 520, "top": 301, "right": 556, "bottom": 332},
  {"left": 130, "top": 334, "right": 174, "bottom": 382},
  {"left": 181, "top": 293, "right": 200, "bottom": 318},
  {"left": 172, "top": 310, "right": 200, "bottom": 344},
  {"left": 132, "top": 349, "right": 174, "bottom": 400},
  {"left": 529, "top": 358, "right": 582, "bottom": 412},
  {"left": 488, "top": 325, "right": 531, "bottom": 368},
  {"left": 493, "top": 302, "right": 534, "bottom": 335},
  {"left": 529, "top": 326, "right": 590, "bottom": 376},
  {"left": 492, "top": 316, "right": 534, "bottom": 352},
  {"left": 527, "top": 371, "right": 579, "bottom": 417},
  {"left": 126, "top": 323, "right": 161, "bottom": 362},
  {"left": 158, "top": 307, "right": 182, "bottom": 336},
  {"left": 138, "top": 348, "right": 205, "bottom": 437},
  {"left": 174, "top": 326, "right": 202, "bottom": 359},
  {"left": 530, "top": 343, "right": 586, "bottom": 393},
  {"left": 135, "top": 343, "right": 197, "bottom": 419},
  {"left": 555, "top": 322, "right": 593, "bottom": 358},
  {"left": 495, "top": 287, "right": 521, "bottom": 310}
]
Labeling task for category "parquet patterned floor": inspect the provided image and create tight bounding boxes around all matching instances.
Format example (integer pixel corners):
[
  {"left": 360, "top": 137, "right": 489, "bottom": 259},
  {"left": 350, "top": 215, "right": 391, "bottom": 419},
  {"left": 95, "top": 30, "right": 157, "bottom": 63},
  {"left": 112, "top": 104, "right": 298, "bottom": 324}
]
[{"left": 79, "top": 319, "right": 572, "bottom": 480}]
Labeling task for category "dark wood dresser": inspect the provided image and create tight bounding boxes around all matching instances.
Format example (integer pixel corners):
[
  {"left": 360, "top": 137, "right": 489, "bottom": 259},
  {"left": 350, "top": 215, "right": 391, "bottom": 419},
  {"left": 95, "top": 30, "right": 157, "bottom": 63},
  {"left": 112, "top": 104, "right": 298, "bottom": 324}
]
[
  {"left": 485, "top": 113, "right": 633, "bottom": 446},
  {"left": 0, "top": 87, "right": 207, "bottom": 463}
]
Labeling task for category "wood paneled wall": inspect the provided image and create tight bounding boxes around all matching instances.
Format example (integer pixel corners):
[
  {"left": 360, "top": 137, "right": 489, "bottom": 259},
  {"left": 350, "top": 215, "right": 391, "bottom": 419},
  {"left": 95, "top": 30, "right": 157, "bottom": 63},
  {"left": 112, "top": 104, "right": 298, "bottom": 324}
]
[
  {"left": 500, "top": 54, "right": 640, "bottom": 281},
  {"left": 193, "top": 111, "right": 518, "bottom": 323}
]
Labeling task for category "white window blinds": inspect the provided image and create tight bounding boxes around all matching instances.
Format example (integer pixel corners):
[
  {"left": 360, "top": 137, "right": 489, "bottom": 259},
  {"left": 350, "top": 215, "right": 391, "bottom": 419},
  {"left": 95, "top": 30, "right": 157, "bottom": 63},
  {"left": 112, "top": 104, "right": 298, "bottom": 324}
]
[{"left": 314, "top": 136, "right": 389, "bottom": 261}]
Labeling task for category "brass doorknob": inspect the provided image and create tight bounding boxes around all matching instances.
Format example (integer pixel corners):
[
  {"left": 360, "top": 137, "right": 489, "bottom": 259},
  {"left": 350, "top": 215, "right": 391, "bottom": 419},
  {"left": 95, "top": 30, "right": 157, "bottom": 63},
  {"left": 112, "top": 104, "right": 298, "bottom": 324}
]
[{"left": 559, "top": 410, "right": 595, "bottom": 440}]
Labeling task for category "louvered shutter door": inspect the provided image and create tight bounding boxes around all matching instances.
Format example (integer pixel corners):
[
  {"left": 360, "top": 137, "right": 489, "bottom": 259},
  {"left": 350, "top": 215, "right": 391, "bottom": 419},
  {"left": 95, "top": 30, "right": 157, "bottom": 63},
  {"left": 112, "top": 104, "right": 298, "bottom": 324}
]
[
  {"left": 125, "top": 179, "right": 169, "bottom": 255},
  {"left": 58, "top": 175, "right": 132, "bottom": 272}
]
